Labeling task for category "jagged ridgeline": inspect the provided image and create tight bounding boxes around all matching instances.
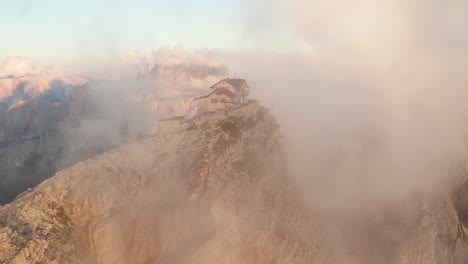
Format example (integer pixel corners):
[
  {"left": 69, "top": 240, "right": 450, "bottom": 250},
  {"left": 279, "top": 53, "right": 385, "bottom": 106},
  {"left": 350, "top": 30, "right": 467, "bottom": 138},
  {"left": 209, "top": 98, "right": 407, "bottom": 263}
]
[
  {"left": 2, "top": 101, "right": 468, "bottom": 263},
  {"left": 0, "top": 102, "right": 314, "bottom": 263}
]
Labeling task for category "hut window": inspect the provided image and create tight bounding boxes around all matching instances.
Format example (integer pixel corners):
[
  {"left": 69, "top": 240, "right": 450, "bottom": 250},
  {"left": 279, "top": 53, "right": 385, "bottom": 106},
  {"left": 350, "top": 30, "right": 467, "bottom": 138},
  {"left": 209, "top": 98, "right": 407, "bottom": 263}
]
[
  {"left": 211, "top": 99, "right": 219, "bottom": 103},
  {"left": 221, "top": 99, "right": 227, "bottom": 103},
  {"left": 216, "top": 90, "right": 223, "bottom": 95}
]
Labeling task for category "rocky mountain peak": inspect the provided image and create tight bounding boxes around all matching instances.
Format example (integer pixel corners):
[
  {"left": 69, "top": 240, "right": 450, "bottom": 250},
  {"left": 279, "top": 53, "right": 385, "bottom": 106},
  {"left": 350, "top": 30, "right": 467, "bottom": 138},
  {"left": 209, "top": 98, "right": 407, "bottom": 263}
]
[
  {"left": 2, "top": 101, "right": 468, "bottom": 264},
  {"left": 0, "top": 102, "right": 294, "bottom": 263}
]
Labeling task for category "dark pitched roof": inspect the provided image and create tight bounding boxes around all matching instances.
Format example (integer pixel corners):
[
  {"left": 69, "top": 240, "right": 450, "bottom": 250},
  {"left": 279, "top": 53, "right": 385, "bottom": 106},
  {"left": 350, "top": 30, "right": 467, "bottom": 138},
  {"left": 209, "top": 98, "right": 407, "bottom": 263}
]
[
  {"left": 194, "top": 88, "right": 239, "bottom": 100},
  {"left": 210, "top": 78, "right": 249, "bottom": 90}
]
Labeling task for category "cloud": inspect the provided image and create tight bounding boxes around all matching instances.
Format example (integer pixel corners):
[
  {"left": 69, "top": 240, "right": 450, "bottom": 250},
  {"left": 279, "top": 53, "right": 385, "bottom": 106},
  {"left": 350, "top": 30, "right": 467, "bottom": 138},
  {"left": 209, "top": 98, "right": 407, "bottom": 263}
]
[
  {"left": 0, "top": 57, "right": 87, "bottom": 108},
  {"left": 0, "top": 57, "right": 42, "bottom": 77},
  {"left": 233, "top": 0, "right": 468, "bottom": 202},
  {"left": 223, "top": 0, "right": 468, "bottom": 262},
  {"left": 151, "top": 46, "right": 225, "bottom": 68},
  {"left": 120, "top": 50, "right": 152, "bottom": 70}
]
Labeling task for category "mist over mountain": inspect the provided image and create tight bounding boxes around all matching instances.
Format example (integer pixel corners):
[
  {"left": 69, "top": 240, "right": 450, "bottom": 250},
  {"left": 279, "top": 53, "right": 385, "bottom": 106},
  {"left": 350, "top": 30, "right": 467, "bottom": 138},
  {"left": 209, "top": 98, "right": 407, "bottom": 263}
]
[
  {"left": 137, "top": 48, "right": 227, "bottom": 82},
  {"left": 0, "top": 50, "right": 228, "bottom": 205},
  {"left": 0, "top": 58, "right": 87, "bottom": 111},
  {"left": 137, "top": 63, "right": 228, "bottom": 82},
  {"left": 1, "top": 100, "right": 468, "bottom": 264},
  {"left": 2, "top": 0, "right": 468, "bottom": 263},
  {"left": 87, "top": 47, "right": 228, "bottom": 84}
]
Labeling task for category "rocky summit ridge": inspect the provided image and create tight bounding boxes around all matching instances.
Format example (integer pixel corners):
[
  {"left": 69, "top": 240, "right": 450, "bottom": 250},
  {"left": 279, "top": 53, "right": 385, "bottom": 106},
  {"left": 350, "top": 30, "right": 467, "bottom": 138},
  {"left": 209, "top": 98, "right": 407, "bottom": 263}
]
[
  {"left": 0, "top": 102, "right": 302, "bottom": 263},
  {"left": 1, "top": 102, "right": 468, "bottom": 264}
]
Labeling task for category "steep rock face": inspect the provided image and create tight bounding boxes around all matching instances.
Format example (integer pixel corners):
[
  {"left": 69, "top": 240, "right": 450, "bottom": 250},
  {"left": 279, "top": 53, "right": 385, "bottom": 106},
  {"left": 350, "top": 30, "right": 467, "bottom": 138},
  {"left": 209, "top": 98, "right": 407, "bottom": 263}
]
[
  {"left": 2, "top": 102, "right": 468, "bottom": 264},
  {"left": 397, "top": 179, "right": 468, "bottom": 264},
  {"left": 0, "top": 103, "right": 320, "bottom": 264},
  {"left": 0, "top": 86, "right": 87, "bottom": 204},
  {"left": 0, "top": 83, "right": 197, "bottom": 205}
]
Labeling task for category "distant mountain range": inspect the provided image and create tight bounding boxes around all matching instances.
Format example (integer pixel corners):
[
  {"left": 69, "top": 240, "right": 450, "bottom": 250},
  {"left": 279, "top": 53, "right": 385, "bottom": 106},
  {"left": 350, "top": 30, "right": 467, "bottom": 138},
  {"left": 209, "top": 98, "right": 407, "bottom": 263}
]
[
  {"left": 0, "top": 71, "right": 87, "bottom": 111},
  {"left": 137, "top": 63, "right": 228, "bottom": 82},
  {"left": 0, "top": 57, "right": 228, "bottom": 205}
]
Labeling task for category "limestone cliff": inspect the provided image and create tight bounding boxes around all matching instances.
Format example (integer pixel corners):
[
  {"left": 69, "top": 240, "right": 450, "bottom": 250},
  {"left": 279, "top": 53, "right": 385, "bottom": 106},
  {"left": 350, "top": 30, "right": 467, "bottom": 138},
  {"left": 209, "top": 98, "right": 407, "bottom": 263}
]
[
  {"left": 0, "top": 86, "right": 88, "bottom": 204},
  {"left": 1, "top": 102, "right": 468, "bottom": 264},
  {"left": 0, "top": 83, "right": 191, "bottom": 205},
  {"left": 0, "top": 102, "right": 317, "bottom": 263}
]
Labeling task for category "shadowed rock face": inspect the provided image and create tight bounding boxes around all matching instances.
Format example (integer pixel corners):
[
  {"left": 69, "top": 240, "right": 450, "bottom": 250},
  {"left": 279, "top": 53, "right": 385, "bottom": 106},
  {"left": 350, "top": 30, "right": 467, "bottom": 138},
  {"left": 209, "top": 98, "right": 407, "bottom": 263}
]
[
  {"left": 0, "top": 85, "right": 147, "bottom": 205},
  {"left": 1, "top": 103, "right": 468, "bottom": 264},
  {"left": 453, "top": 181, "right": 468, "bottom": 228},
  {"left": 0, "top": 79, "right": 206, "bottom": 205},
  {"left": 0, "top": 86, "right": 87, "bottom": 204}
]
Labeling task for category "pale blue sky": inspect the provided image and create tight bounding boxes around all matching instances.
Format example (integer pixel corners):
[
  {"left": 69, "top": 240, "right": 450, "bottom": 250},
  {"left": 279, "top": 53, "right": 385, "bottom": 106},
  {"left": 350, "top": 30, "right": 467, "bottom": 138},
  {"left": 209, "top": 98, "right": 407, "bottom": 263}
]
[{"left": 0, "top": 0, "right": 303, "bottom": 66}]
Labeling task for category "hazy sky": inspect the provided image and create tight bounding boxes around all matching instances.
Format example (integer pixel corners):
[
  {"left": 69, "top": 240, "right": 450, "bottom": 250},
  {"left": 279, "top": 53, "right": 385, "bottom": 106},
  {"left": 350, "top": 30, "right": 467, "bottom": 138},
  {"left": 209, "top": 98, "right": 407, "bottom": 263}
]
[{"left": 0, "top": 0, "right": 307, "bottom": 66}]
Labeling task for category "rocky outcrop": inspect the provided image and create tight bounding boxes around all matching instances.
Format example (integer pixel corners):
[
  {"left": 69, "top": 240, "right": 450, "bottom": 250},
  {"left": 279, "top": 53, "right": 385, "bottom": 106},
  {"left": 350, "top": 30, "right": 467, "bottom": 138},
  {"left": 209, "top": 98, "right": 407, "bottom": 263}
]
[
  {"left": 397, "top": 177, "right": 468, "bottom": 264},
  {"left": 0, "top": 103, "right": 317, "bottom": 263},
  {"left": 1, "top": 102, "right": 468, "bottom": 264}
]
